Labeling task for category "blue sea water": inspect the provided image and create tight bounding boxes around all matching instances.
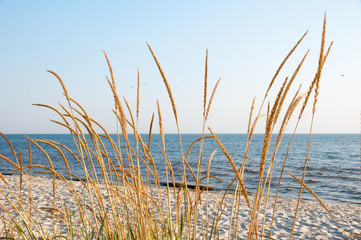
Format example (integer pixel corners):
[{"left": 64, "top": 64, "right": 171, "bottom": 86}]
[{"left": 0, "top": 134, "right": 360, "bottom": 205}]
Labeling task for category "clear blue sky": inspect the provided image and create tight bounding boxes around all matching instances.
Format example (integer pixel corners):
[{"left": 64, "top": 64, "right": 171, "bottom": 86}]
[{"left": 1, "top": 0, "right": 360, "bottom": 134}]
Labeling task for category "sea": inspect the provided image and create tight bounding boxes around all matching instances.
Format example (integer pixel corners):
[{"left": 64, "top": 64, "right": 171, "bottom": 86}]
[{"left": 0, "top": 134, "right": 360, "bottom": 205}]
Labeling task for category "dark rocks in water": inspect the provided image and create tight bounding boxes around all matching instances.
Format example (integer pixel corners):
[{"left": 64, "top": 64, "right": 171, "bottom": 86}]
[
  {"left": 161, "top": 182, "right": 215, "bottom": 191},
  {"left": 1, "top": 173, "right": 13, "bottom": 176}
]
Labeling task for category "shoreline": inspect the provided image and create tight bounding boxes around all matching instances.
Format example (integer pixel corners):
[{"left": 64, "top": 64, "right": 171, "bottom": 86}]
[{"left": 2, "top": 173, "right": 359, "bottom": 206}]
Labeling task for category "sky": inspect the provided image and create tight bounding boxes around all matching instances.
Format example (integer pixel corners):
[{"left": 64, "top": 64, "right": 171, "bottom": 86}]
[{"left": 0, "top": 0, "right": 360, "bottom": 134}]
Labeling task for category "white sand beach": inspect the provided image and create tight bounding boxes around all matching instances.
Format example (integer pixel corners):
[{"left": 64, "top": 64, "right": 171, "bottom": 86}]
[{"left": 0, "top": 175, "right": 360, "bottom": 239}]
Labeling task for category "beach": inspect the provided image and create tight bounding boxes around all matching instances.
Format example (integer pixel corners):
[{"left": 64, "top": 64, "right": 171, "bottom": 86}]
[
  {"left": 0, "top": 174, "right": 360, "bottom": 239},
  {"left": 1, "top": 0, "right": 361, "bottom": 238}
]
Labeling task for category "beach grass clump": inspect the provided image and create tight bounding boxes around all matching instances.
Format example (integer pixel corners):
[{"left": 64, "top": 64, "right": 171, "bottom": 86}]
[{"left": 0, "top": 15, "right": 358, "bottom": 239}]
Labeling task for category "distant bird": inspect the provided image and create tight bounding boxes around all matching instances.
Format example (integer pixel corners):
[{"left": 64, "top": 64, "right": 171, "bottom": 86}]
[{"left": 340, "top": 74, "right": 344, "bottom": 77}]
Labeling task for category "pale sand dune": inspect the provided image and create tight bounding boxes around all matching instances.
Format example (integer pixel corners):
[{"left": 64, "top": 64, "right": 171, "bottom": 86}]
[{"left": 0, "top": 175, "right": 360, "bottom": 239}]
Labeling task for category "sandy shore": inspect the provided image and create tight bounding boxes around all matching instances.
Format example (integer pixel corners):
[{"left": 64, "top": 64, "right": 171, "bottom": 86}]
[{"left": 0, "top": 174, "right": 360, "bottom": 239}]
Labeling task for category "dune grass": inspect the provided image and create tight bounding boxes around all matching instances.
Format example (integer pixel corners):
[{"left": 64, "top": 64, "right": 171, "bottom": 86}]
[{"left": 0, "top": 15, "right": 358, "bottom": 239}]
